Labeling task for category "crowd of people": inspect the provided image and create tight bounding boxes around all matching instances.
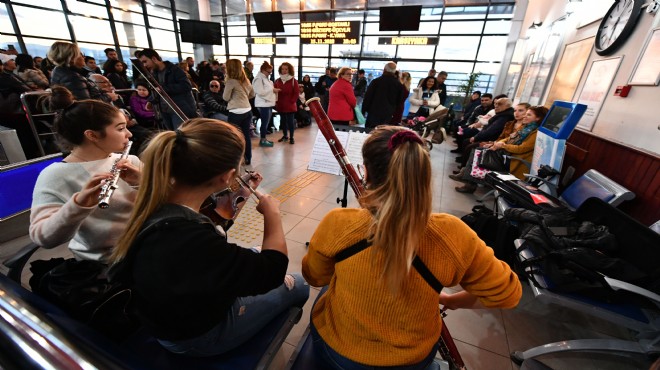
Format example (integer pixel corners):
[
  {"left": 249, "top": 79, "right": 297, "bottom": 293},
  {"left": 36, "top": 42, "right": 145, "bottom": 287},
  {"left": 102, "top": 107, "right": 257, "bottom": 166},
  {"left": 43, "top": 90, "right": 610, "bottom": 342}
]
[{"left": 0, "top": 40, "right": 528, "bottom": 370}]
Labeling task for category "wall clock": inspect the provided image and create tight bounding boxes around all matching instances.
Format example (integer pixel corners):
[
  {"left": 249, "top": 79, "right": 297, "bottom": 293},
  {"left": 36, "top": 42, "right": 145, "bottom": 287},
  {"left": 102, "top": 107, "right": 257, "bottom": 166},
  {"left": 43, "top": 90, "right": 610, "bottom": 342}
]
[{"left": 595, "top": 0, "right": 644, "bottom": 55}]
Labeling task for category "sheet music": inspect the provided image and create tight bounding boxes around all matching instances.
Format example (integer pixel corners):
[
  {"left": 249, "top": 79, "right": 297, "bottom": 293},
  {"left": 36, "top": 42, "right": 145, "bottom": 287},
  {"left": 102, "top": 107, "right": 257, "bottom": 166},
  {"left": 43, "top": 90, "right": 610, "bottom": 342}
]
[{"left": 308, "top": 130, "right": 367, "bottom": 176}]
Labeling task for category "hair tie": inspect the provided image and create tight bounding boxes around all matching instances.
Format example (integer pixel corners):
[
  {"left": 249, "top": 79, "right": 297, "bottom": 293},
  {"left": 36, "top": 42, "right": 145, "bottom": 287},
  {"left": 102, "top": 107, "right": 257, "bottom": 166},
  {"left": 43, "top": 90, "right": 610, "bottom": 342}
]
[
  {"left": 387, "top": 130, "right": 424, "bottom": 153},
  {"left": 175, "top": 129, "right": 186, "bottom": 144}
]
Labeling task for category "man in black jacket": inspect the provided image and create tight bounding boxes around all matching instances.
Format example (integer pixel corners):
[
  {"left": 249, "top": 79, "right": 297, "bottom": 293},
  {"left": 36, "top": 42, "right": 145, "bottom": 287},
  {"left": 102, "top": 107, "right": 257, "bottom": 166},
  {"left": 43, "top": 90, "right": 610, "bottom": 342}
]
[
  {"left": 137, "top": 49, "right": 197, "bottom": 130},
  {"left": 362, "top": 62, "right": 404, "bottom": 128}
]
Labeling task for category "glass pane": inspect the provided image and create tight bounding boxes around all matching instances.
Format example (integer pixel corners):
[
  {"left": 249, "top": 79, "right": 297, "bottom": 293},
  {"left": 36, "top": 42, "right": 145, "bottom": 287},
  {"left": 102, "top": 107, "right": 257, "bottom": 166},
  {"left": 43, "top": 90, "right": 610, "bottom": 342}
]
[
  {"left": 335, "top": 43, "right": 361, "bottom": 59},
  {"left": 70, "top": 15, "right": 115, "bottom": 44},
  {"left": 484, "top": 20, "right": 511, "bottom": 34},
  {"left": 276, "top": 0, "right": 299, "bottom": 12},
  {"left": 440, "top": 21, "right": 484, "bottom": 35},
  {"left": 12, "top": 5, "right": 70, "bottom": 40},
  {"left": 22, "top": 37, "right": 61, "bottom": 61},
  {"left": 155, "top": 49, "right": 179, "bottom": 63},
  {"left": 302, "top": 44, "right": 330, "bottom": 57},
  {"left": 227, "top": 25, "right": 247, "bottom": 37},
  {"left": 78, "top": 42, "right": 115, "bottom": 66},
  {"left": 151, "top": 29, "right": 177, "bottom": 51},
  {"left": 180, "top": 41, "right": 194, "bottom": 55},
  {"left": 437, "top": 36, "right": 479, "bottom": 60},
  {"left": 474, "top": 62, "right": 501, "bottom": 75},
  {"left": 109, "top": 0, "right": 143, "bottom": 11},
  {"left": 362, "top": 36, "right": 395, "bottom": 59},
  {"left": 69, "top": 1, "right": 108, "bottom": 18},
  {"left": 252, "top": 0, "right": 272, "bottom": 13},
  {"left": 396, "top": 61, "right": 433, "bottom": 85},
  {"left": 227, "top": 37, "right": 250, "bottom": 55},
  {"left": 416, "top": 21, "right": 440, "bottom": 34},
  {"left": 212, "top": 45, "right": 228, "bottom": 61},
  {"left": 11, "top": 0, "right": 62, "bottom": 9},
  {"left": 275, "top": 37, "right": 299, "bottom": 57},
  {"left": 301, "top": 58, "right": 329, "bottom": 84},
  {"left": 282, "top": 23, "right": 298, "bottom": 36},
  {"left": 396, "top": 45, "right": 436, "bottom": 60},
  {"left": 0, "top": 35, "right": 20, "bottom": 53},
  {"left": 113, "top": 9, "right": 145, "bottom": 26},
  {"left": 443, "top": 6, "right": 488, "bottom": 20},
  {"left": 149, "top": 15, "right": 175, "bottom": 31},
  {"left": 0, "top": 6, "right": 14, "bottom": 33},
  {"left": 225, "top": 0, "right": 245, "bottom": 15},
  {"left": 251, "top": 43, "right": 273, "bottom": 57},
  {"left": 356, "top": 60, "right": 391, "bottom": 81},
  {"left": 334, "top": 0, "right": 366, "bottom": 9},
  {"left": 331, "top": 58, "right": 358, "bottom": 70},
  {"left": 115, "top": 23, "right": 149, "bottom": 48},
  {"left": 476, "top": 36, "right": 507, "bottom": 61}
]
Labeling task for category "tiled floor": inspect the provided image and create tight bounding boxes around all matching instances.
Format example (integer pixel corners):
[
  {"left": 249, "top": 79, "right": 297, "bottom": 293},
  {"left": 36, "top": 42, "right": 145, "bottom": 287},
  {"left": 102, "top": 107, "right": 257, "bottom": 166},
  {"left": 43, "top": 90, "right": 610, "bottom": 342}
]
[{"left": 2, "top": 121, "right": 654, "bottom": 369}]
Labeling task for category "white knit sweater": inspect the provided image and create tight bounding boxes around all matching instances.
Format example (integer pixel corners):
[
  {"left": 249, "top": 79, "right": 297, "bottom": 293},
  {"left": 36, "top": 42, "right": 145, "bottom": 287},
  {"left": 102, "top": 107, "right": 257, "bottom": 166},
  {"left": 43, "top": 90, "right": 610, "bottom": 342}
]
[{"left": 29, "top": 154, "right": 140, "bottom": 262}]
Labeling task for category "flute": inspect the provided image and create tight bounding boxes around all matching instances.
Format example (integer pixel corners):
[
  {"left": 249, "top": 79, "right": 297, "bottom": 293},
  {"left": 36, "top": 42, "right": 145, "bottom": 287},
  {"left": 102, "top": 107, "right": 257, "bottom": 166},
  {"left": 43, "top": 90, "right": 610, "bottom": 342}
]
[{"left": 98, "top": 141, "right": 133, "bottom": 209}]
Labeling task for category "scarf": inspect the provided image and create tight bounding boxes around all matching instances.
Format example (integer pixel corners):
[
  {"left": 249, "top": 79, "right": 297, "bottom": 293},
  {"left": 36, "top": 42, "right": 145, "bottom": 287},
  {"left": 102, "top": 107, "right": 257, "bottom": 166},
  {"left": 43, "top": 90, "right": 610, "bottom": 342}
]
[
  {"left": 279, "top": 74, "right": 293, "bottom": 83},
  {"left": 508, "top": 121, "right": 540, "bottom": 145}
]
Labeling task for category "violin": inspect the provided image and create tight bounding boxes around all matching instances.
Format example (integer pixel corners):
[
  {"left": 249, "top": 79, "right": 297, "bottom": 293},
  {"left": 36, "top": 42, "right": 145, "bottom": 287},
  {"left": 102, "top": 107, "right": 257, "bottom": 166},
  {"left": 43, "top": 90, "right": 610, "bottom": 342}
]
[{"left": 199, "top": 171, "right": 262, "bottom": 231}]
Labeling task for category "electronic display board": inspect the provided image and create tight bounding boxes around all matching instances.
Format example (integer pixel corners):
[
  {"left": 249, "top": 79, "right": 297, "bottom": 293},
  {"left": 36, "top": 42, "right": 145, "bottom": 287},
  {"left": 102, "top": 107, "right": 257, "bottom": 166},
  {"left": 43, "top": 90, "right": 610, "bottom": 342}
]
[{"left": 300, "top": 21, "right": 360, "bottom": 45}]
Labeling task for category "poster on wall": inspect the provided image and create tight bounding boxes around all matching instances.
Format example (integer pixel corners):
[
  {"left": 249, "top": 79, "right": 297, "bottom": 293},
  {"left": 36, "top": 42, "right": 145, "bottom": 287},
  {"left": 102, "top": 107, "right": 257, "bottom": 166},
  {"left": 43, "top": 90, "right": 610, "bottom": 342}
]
[
  {"left": 514, "top": 53, "right": 534, "bottom": 102},
  {"left": 628, "top": 27, "right": 660, "bottom": 86},
  {"left": 576, "top": 56, "right": 622, "bottom": 131},
  {"left": 544, "top": 37, "right": 594, "bottom": 107}
]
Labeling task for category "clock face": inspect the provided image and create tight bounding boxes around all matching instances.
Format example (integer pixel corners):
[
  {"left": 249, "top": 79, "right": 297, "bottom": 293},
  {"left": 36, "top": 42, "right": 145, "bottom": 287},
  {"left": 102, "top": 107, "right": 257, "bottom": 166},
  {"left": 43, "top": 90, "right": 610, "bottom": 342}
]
[{"left": 595, "top": 0, "right": 643, "bottom": 55}]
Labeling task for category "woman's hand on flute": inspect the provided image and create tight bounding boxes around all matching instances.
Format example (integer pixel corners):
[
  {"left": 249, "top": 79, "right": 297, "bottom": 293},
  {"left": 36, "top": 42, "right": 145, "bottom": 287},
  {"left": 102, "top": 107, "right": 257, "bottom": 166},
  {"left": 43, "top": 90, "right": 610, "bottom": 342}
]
[{"left": 74, "top": 173, "right": 113, "bottom": 208}]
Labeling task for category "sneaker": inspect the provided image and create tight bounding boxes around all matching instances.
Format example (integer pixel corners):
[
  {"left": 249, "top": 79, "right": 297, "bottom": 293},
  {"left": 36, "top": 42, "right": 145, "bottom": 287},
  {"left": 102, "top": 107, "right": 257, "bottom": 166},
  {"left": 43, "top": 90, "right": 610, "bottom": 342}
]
[
  {"left": 455, "top": 183, "right": 477, "bottom": 193},
  {"left": 278, "top": 136, "right": 288, "bottom": 142},
  {"left": 289, "top": 138, "right": 295, "bottom": 144},
  {"left": 259, "top": 139, "right": 273, "bottom": 147}
]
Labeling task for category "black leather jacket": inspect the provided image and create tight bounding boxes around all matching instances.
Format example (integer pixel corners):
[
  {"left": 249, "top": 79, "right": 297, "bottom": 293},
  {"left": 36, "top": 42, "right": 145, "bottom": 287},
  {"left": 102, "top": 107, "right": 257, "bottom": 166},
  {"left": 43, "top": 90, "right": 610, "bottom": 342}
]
[{"left": 51, "top": 66, "right": 102, "bottom": 101}]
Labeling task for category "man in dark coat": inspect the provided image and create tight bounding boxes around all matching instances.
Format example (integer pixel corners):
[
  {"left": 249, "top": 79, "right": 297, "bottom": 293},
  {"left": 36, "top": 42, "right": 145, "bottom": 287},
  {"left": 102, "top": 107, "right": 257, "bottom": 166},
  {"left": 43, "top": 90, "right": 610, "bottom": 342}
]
[
  {"left": 137, "top": 48, "right": 197, "bottom": 130},
  {"left": 362, "top": 62, "right": 404, "bottom": 128}
]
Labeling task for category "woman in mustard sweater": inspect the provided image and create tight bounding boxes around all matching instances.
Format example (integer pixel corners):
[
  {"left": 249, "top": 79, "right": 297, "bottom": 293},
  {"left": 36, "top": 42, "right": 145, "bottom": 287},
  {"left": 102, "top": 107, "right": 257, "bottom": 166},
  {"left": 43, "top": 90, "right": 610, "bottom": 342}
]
[
  {"left": 489, "top": 105, "right": 549, "bottom": 180},
  {"left": 302, "top": 126, "right": 522, "bottom": 369}
]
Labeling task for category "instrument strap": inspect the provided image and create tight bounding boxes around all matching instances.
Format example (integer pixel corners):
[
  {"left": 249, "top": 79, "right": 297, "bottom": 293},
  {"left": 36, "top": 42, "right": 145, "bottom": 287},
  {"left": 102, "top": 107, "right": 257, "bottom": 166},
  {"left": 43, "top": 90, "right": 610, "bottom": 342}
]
[{"left": 333, "top": 239, "right": 443, "bottom": 293}]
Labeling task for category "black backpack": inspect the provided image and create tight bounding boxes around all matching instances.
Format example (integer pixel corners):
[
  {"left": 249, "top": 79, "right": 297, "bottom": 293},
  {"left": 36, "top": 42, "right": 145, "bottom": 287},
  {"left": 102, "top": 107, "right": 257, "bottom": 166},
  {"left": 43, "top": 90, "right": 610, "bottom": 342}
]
[{"left": 460, "top": 205, "right": 520, "bottom": 268}]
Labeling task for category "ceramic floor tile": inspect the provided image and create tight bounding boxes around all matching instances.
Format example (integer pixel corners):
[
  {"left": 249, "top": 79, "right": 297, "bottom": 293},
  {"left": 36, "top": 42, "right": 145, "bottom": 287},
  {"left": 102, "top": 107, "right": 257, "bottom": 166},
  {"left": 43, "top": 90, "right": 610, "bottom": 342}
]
[
  {"left": 279, "top": 195, "right": 322, "bottom": 217},
  {"left": 280, "top": 211, "right": 304, "bottom": 234},
  {"left": 284, "top": 286, "right": 320, "bottom": 348},
  {"left": 294, "top": 185, "right": 337, "bottom": 202},
  {"left": 442, "top": 308, "right": 509, "bottom": 356},
  {"left": 286, "top": 239, "right": 308, "bottom": 274},
  {"left": 307, "top": 201, "right": 341, "bottom": 221},
  {"left": 437, "top": 339, "right": 514, "bottom": 370},
  {"left": 268, "top": 342, "right": 295, "bottom": 370},
  {"left": 286, "top": 218, "right": 322, "bottom": 244}
]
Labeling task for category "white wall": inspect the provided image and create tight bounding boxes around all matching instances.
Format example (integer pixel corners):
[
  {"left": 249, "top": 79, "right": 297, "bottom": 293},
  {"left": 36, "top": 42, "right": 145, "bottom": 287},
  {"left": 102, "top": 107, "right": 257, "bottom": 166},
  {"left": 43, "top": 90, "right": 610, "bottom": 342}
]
[{"left": 508, "top": 0, "right": 660, "bottom": 155}]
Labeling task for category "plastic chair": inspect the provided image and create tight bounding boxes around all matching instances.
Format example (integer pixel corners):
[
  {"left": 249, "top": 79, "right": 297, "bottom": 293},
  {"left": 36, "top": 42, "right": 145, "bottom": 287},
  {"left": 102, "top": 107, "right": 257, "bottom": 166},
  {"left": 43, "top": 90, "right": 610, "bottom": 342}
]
[
  {"left": 19, "top": 91, "right": 58, "bottom": 157},
  {"left": 511, "top": 198, "right": 660, "bottom": 367}
]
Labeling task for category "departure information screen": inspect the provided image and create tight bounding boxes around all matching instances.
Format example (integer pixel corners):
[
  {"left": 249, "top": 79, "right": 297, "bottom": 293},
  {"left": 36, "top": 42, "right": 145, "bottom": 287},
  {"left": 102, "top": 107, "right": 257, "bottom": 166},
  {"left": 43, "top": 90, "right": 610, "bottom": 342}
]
[{"left": 300, "top": 21, "right": 360, "bottom": 44}]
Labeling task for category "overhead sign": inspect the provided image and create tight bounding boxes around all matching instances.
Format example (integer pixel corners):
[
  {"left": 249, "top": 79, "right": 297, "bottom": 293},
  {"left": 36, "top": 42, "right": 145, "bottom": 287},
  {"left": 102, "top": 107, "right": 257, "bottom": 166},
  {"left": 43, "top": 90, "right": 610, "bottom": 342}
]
[
  {"left": 378, "top": 37, "right": 438, "bottom": 45},
  {"left": 246, "top": 37, "right": 287, "bottom": 44},
  {"left": 300, "top": 21, "right": 360, "bottom": 45}
]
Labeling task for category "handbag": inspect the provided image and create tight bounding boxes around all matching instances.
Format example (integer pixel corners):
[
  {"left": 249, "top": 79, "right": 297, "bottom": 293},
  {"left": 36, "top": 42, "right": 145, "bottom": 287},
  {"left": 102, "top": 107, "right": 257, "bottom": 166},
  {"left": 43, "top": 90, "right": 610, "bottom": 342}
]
[
  {"left": 479, "top": 149, "right": 510, "bottom": 172},
  {"left": 470, "top": 148, "right": 490, "bottom": 179},
  {"left": 353, "top": 106, "right": 366, "bottom": 125}
]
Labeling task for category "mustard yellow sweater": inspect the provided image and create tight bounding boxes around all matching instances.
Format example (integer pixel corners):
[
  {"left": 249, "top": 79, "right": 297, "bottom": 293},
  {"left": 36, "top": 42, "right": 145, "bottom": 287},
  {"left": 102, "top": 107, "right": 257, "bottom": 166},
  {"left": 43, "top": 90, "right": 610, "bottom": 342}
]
[{"left": 302, "top": 208, "right": 522, "bottom": 366}]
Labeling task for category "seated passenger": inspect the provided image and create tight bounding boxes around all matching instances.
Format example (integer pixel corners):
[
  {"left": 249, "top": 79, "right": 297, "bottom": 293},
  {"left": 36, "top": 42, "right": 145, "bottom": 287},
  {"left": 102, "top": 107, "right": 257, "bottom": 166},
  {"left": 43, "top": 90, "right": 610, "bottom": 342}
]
[
  {"left": 110, "top": 118, "right": 309, "bottom": 356},
  {"left": 16, "top": 53, "right": 49, "bottom": 91},
  {"left": 202, "top": 80, "right": 229, "bottom": 121},
  {"left": 30, "top": 86, "right": 141, "bottom": 262},
  {"left": 452, "top": 105, "right": 549, "bottom": 193},
  {"left": 129, "top": 80, "right": 156, "bottom": 128},
  {"left": 103, "top": 59, "right": 131, "bottom": 90},
  {"left": 302, "top": 126, "right": 522, "bottom": 369},
  {"left": 408, "top": 76, "right": 440, "bottom": 119},
  {"left": 48, "top": 41, "right": 103, "bottom": 101},
  {"left": 0, "top": 57, "right": 31, "bottom": 114},
  {"left": 295, "top": 84, "right": 311, "bottom": 127}
]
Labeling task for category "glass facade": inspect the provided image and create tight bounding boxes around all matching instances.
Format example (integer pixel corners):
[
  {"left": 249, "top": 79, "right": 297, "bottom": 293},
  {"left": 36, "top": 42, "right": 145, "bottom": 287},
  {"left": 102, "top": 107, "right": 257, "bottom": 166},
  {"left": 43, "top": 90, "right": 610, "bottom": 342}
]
[{"left": 1, "top": 0, "right": 515, "bottom": 95}]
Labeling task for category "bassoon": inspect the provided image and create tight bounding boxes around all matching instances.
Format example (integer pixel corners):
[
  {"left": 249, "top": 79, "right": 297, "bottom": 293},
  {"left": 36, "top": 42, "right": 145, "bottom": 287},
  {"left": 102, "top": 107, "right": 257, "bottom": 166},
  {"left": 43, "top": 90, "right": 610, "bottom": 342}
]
[{"left": 306, "top": 97, "right": 467, "bottom": 370}]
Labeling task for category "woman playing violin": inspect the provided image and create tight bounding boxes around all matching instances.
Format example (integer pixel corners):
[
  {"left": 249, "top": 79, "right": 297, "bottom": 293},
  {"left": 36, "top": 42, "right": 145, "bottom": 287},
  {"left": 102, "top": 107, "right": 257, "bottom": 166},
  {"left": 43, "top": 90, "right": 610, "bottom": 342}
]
[{"left": 111, "top": 118, "right": 309, "bottom": 356}]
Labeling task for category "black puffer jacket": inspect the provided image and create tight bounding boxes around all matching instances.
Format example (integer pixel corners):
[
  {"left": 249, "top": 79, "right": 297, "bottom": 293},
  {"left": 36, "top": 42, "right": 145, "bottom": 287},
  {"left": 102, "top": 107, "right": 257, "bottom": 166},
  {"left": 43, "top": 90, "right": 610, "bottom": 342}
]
[{"left": 51, "top": 66, "right": 102, "bottom": 101}]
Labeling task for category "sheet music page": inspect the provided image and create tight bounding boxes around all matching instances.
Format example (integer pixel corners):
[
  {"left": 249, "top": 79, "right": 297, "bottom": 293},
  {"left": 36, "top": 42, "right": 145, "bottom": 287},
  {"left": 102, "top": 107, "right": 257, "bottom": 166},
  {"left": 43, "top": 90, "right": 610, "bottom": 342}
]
[
  {"left": 308, "top": 130, "right": 349, "bottom": 175},
  {"left": 345, "top": 131, "right": 369, "bottom": 168}
]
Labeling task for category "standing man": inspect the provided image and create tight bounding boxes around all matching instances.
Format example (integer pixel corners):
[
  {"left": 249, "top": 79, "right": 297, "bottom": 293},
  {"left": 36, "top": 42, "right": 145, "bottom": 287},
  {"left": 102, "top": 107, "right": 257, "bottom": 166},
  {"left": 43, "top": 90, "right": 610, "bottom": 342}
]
[
  {"left": 186, "top": 57, "right": 200, "bottom": 87},
  {"left": 436, "top": 71, "right": 448, "bottom": 106},
  {"left": 353, "top": 69, "right": 367, "bottom": 107},
  {"left": 243, "top": 60, "right": 254, "bottom": 83},
  {"left": 321, "top": 67, "right": 337, "bottom": 112},
  {"left": 137, "top": 48, "right": 197, "bottom": 130},
  {"left": 104, "top": 48, "right": 118, "bottom": 61},
  {"left": 362, "top": 62, "right": 404, "bottom": 128}
]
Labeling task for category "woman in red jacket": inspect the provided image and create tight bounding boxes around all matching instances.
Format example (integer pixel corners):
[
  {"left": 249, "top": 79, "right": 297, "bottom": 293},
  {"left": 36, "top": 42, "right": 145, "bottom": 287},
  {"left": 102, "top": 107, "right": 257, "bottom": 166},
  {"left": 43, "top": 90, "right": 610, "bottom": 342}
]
[
  {"left": 327, "top": 67, "right": 357, "bottom": 126},
  {"left": 274, "top": 62, "right": 299, "bottom": 144}
]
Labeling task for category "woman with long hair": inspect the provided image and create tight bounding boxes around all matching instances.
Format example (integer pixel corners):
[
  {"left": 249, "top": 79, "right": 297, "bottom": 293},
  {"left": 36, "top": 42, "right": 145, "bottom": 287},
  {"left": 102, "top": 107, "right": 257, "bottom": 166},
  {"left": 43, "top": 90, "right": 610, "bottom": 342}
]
[
  {"left": 48, "top": 41, "right": 102, "bottom": 100},
  {"left": 301, "top": 74, "right": 315, "bottom": 103},
  {"left": 252, "top": 61, "right": 280, "bottom": 147},
  {"left": 303, "top": 126, "right": 521, "bottom": 369},
  {"left": 408, "top": 76, "right": 440, "bottom": 119},
  {"left": 15, "top": 53, "right": 49, "bottom": 90},
  {"left": 274, "top": 62, "right": 299, "bottom": 144},
  {"left": 30, "top": 86, "right": 140, "bottom": 263},
  {"left": 223, "top": 58, "right": 256, "bottom": 165},
  {"left": 111, "top": 118, "right": 309, "bottom": 356},
  {"left": 327, "top": 67, "right": 357, "bottom": 126},
  {"left": 103, "top": 59, "right": 131, "bottom": 89}
]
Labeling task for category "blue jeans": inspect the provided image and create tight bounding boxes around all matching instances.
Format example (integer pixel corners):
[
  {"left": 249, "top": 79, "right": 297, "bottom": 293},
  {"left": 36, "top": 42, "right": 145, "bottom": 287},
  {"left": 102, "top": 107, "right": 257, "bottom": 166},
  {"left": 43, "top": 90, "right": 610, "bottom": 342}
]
[
  {"left": 280, "top": 112, "right": 295, "bottom": 139},
  {"left": 161, "top": 111, "right": 185, "bottom": 130},
  {"left": 158, "top": 273, "right": 309, "bottom": 357},
  {"left": 257, "top": 107, "right": 272, "bottom": 139},
  {"left": 310, "top": 287, "right": 440, "bottom": 370},
  {"left": 228, "top": 111, "right": 253, "bottom": 162}
]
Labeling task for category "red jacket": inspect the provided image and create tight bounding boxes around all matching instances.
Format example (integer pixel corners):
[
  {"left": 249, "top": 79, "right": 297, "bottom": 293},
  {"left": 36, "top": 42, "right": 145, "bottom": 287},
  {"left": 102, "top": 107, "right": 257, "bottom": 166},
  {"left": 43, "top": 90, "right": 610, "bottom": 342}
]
[
  {"left": 274, "top": 77, "right": 299, "bottom": 113},
  {"left": 328, "top": 78, "right": 357, "bottom": 121}
]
